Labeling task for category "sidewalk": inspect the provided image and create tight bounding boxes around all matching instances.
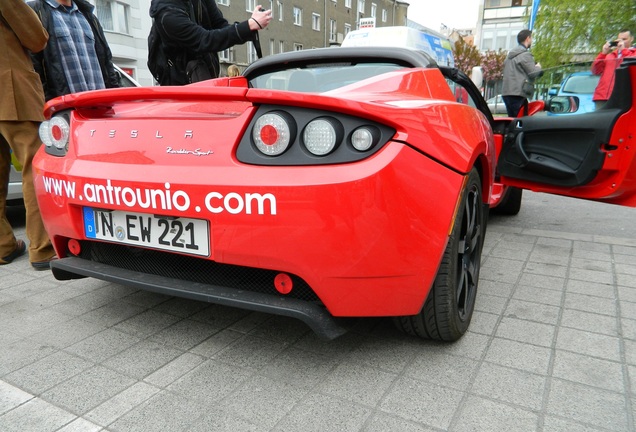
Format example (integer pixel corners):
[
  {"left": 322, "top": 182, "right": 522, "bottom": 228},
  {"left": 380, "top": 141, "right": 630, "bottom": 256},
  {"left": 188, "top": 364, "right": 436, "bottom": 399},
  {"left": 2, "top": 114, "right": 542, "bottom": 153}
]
[{"left": 0, "top": 221, "right": 634, "bottom": 431}]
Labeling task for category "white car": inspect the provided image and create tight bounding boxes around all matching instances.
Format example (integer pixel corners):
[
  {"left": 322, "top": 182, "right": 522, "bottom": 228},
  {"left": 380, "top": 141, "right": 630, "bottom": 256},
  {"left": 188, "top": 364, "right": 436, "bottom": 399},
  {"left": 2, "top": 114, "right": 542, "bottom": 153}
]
[
  {"left": 8, "top": 65, "right": 140, "bottom": 204},
  {"left": 487, "top": 95, "right": 507, "bottom": 115}
]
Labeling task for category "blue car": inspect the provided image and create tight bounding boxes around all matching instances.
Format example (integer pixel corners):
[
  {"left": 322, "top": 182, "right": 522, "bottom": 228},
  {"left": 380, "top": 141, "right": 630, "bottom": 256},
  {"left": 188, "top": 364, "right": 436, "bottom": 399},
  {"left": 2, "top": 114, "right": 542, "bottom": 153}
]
[{"left": 548, "top": 71, "right": 600, "bottom": 114}]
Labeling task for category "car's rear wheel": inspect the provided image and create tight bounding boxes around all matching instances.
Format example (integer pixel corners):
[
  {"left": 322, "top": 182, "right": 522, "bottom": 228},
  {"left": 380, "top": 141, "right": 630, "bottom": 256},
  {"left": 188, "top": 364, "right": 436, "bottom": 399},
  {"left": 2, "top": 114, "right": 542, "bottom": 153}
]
[
  {"left": 493, "top": 186, "right": 522, "bottom": 216},
  {"left": 394, "top": 168, "right": 485, "bottom": 341}
]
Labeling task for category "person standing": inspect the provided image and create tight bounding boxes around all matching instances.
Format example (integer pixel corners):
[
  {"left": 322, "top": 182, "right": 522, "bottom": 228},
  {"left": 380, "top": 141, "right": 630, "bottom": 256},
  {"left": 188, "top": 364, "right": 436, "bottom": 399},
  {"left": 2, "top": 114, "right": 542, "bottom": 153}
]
[
  {"left": 149, "top": 0, "right": 272, "bottom": 85},
  {"left": 591, "top": 29, "right": 636, "bottom": 110},
  {"left": 0, "top": 0, "right": 56, "bottom": 270},
  {"left": 28, "top": 0, "right": 119, "bottom": 101},
  {"left": 502, "top": 29, "right": 543, "bottom": 117}
]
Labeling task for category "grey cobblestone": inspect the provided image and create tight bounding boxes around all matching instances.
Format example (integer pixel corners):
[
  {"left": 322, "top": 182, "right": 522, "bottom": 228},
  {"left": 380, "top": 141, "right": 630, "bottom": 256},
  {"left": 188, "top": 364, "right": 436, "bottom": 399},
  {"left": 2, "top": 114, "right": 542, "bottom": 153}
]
[{"left": 1, "top": 221, "right": 635, "bottom": 431}]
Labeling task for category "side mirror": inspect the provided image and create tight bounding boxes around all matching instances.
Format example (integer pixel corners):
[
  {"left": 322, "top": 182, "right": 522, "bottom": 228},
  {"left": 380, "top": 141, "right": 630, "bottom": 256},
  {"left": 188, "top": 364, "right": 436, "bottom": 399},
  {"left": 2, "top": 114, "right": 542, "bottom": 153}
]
[
  {"left": 548, "top": 88, "right": 557, "bottom": 96},
  {"left": 546, "top": 95, "right": 580, "bottom": 114}
]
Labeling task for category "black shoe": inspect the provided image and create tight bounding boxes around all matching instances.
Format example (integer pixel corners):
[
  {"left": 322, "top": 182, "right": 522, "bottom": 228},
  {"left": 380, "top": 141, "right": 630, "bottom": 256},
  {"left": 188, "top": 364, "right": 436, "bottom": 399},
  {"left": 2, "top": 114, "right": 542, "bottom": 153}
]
[
  {"left": 1, "top": 240, "right": 26, "bottom": 265},
  {"left": 31, "top": 255, "right": 57, "bottom": 271}
]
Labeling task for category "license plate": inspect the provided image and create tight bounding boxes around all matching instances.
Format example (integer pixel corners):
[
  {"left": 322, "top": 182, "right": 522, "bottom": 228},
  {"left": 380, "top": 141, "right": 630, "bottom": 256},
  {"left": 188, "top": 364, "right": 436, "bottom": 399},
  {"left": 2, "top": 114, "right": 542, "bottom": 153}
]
[{"left": 83, "top": 208, "right": 210, "bottom": 257}]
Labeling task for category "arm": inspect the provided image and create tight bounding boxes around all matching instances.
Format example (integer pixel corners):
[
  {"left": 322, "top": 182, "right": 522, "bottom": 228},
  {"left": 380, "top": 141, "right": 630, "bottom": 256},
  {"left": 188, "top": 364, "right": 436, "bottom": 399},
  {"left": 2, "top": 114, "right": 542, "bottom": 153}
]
[
  {"left": 520, "top": 52, "right": 543, "bottom": 80},
  {"left": 159, "top": 5, "right": 271, "bottom": 56},
  {"left": 0, "top": 0, "right": 48, "bottom": 53}
]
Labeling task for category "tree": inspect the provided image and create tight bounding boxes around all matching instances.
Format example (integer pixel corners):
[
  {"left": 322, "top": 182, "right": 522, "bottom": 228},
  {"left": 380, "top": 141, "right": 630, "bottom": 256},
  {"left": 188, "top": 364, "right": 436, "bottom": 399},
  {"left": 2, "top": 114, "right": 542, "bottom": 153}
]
[
  {"left": 480, "top": 49, "right": 507, "bottom": 97},
  {"left": 453, "top": 38, "right": 481, "bottom": 76},
  {"left": 531, "top": 0, "right": 636, "bottom": 69}
]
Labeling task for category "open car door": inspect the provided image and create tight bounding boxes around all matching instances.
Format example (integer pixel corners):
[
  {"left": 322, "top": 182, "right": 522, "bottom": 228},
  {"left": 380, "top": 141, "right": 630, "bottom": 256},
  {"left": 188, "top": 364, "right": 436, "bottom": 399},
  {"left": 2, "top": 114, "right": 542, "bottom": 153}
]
[{"left": 497, "top": 58, "right": 636, "bottom": 206}]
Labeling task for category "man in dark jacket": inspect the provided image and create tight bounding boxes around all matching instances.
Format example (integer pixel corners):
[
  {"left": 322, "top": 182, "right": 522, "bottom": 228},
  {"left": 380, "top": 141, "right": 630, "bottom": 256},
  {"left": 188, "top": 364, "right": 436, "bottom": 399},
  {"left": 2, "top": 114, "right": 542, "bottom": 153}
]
[
  {"left": 28, "top": 0, "right": 119, "bottom": 101},
  {"left": 149, "top": 0, "right": 271, "bottom": 85},
  {"left": 0, "top": 0, "right": 56, "bottom": 269},
  {"left": 502, "top": 29, "right": 543, "bottom": 117}
]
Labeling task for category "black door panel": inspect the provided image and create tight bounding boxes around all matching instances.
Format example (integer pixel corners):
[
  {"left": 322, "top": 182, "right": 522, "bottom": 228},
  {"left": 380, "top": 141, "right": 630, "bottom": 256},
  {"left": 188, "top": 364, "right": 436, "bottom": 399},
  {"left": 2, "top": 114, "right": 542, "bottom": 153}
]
[{"left": 499, "top": 109, "right": 622, "bottom": 187}]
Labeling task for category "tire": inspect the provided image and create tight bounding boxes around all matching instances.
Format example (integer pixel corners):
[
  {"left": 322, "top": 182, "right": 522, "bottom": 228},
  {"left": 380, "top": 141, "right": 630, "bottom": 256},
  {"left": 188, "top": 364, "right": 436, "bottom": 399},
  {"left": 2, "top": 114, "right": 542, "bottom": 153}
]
[
  {"left": 493, "top": 187, "right": 522, "bottom": 216},
  {"left": 394, "top": 168, "right": 486, "bottom": 341}
]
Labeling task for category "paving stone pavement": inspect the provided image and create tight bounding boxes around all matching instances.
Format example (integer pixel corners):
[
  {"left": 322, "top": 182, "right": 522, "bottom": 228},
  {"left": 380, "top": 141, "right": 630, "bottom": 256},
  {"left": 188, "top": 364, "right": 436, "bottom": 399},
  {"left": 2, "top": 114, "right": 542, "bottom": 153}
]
[{"left": 1, "top": 217, "right": 635, "bottom": 431}]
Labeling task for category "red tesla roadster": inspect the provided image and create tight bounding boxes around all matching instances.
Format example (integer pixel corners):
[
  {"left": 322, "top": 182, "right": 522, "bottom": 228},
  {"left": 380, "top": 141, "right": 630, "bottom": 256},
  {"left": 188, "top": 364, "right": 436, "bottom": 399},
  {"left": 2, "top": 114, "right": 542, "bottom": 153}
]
[{"left": 33, "top": 48, "right": 636, "bottom": 341}]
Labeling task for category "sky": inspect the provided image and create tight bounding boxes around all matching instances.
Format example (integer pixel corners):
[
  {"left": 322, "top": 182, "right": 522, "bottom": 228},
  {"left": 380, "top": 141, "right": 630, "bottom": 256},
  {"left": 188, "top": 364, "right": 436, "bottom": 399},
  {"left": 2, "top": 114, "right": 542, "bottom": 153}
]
[{"left": 406, "top": 0, "right": 481, "bottom": 32}]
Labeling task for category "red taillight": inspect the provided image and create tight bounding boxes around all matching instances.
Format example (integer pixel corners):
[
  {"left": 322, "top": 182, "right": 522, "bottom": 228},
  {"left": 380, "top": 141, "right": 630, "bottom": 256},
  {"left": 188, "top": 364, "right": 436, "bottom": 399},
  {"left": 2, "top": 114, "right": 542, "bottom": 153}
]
[
  {"left": 260, "top": 124, "right": 279, "bottom": 146},
  {"left": 252, "top": 112, "right": 292, "bottom": 155}
]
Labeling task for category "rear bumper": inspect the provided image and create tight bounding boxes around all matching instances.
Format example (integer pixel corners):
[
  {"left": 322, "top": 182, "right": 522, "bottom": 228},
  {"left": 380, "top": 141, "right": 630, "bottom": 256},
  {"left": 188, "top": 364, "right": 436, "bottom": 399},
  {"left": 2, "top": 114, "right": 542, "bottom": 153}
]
[
  {"left": 36, "top": 143, "right": 464, "bottom": 318},
  {"left": 52, "top": 256, "right": 353, "bottom": 340}
]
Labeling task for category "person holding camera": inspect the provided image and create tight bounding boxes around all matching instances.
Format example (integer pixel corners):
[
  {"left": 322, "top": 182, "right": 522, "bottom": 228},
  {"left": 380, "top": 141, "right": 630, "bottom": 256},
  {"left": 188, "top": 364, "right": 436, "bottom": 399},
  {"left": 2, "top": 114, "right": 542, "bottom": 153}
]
[
  {"left": 591, "top": 29, "right": 636, "bottom": 110},
  {"left": 148, "top": 0, "right": 271, "bottom": 85}
]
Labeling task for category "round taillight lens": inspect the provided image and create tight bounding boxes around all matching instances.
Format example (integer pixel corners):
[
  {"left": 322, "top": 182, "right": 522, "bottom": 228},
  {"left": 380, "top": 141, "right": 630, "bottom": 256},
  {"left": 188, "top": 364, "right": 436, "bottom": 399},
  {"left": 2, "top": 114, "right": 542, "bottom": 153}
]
[
  {"left": 40, "top": 116, "right": 70, "bottom": 149},
  {"left": 39, "top": 121, "right": 52, "bottom": 147},
  {"left": 351, "top": 127, "right": 375, "bottom": 152},
  {"left": 252, "top": 113, "right": 291, "bottom": 156},
  {"left": 303, "top": 119, "right": 337, "bottom": 156}
]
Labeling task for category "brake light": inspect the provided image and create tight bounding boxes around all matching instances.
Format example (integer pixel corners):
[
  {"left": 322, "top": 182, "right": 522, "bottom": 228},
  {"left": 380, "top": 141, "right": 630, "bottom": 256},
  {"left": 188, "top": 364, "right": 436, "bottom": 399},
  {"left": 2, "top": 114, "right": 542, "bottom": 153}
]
[
  {"left": 252, "top": 112, "right": 293, "bottom": 156},
  {"left": 39, "top": 116, "right": 70, "bottom": 154}
]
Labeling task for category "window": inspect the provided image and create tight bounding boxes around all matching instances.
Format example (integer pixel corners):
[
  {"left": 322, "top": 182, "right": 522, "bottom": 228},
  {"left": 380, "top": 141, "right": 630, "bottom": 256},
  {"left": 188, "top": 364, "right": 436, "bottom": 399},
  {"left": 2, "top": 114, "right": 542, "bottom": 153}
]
[
  {"left": 95, "top": 0, "right": 129, "bottom": 34},
  {"left": 217, "top": 0, "right": 229, "bottom": 5},
  {"left": 269, "top": 39, "right": 275, "bottom": 55},
  {"left": 371, "top": 3, "right": 376, "bottom": 18},
  {"left": 277, "top": 1, "right": 283, "bottom": 21},
  {"left": 329, "top": 19, "right": 337, "bottom": 42},
  {"left": 345, "top": 0, "right": 351, "bottom": 8},
  {"left": 382, "top": 9, "right": 387, "bottom": 22},
  {"left": 279, "top": 40, "right": 285, "bottom": 53},
  {"left": 245, "top": 0, "right": 256, "bottom": 11},
  {"left": 344, "top": 23, "right": 351, "bottom": 36},
  {"left": 293, "top": 43, "right": 303, "bottom": 51},
  {"left": 248, "top": 42, "right": 258, "bottom": 63},
  {"left": 358, "top": 0, "right": 365, "bottom": 15},
  {"left": 219, "top": 47, "right": 234, "bottom": 62},
  {"left": 312, "top": 13, "right": 320, "bottom": 31},
  {"left": 293, "top": 7, "right": 302, "bottom": 26}
]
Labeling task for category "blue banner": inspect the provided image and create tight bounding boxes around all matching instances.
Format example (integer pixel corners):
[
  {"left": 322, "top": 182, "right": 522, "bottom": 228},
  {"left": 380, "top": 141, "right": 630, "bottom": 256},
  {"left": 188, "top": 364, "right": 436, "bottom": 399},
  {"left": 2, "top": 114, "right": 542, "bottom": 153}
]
[{"left": 529, "top": 0, "right": 540, "bottom": 30}]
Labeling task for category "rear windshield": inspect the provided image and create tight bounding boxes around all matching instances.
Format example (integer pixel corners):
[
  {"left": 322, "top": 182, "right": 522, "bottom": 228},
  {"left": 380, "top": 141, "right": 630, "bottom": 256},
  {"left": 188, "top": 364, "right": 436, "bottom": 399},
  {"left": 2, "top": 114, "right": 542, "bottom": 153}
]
[{"left": 249, "top": 62, "right": 407, "bottom": 93}]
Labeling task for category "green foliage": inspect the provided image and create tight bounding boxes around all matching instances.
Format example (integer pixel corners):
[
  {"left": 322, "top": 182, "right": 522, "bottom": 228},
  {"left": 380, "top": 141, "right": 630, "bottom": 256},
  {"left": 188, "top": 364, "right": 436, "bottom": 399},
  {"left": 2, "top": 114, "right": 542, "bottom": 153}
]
[
  {"left": 531, "top": 0, "right": 636, "bottom": 68},
  {"left": 453, "top": 38, "right": 481, "bottom": 76}
]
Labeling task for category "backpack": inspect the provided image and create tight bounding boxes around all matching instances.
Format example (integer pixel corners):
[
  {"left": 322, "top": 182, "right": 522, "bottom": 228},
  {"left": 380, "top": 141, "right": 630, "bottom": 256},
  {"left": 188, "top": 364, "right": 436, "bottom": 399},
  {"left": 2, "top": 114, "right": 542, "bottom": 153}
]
[{"left": 147, "top": 19, "right": 170, "bottom": 84}]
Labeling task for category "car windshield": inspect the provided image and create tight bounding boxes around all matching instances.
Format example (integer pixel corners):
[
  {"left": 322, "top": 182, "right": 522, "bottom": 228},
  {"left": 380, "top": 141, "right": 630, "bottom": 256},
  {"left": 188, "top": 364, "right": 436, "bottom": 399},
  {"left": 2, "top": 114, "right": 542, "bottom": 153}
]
[
  {"left": 562, "top": 74, "right": 600, "bottom": 94},
  {"left": 249, "top": 62, "right": 406, "bottom": 93}
]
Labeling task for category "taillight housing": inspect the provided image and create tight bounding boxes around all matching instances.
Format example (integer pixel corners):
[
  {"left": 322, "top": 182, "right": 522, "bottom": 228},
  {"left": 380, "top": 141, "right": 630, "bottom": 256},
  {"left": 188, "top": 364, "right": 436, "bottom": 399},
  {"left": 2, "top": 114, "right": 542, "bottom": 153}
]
[
  {"left": 39, "top": 112, "right": 71, "bottom": 156},
  {"left": 238, "top": 105, "right": 394, "bottom": 166}
]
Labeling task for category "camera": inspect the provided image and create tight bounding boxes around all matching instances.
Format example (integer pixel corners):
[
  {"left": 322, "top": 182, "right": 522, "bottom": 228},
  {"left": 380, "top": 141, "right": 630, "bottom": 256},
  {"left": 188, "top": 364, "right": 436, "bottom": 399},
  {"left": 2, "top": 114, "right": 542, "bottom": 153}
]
[{"left": 608, "top": 40, "right": 619, "bottom": 47}]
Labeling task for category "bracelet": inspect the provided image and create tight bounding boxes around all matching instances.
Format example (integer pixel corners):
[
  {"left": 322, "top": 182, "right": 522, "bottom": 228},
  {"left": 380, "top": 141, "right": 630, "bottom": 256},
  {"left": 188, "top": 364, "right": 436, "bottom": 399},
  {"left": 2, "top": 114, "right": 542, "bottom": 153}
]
[{"left": 251, "top": 17, "right": 263, "bottom": 29}]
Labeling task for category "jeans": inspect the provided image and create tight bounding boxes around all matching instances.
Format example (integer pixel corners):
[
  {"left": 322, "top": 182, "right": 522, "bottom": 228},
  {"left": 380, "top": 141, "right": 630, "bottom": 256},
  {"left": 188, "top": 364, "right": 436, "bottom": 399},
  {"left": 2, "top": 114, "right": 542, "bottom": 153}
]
[{"left": 502, "top": 96, "right": 528, "bottom": 117}]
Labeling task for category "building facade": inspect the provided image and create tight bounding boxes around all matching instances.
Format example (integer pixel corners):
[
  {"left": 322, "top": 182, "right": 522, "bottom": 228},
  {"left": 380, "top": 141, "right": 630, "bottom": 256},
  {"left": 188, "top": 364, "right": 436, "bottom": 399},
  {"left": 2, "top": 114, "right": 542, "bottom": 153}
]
[
  {"left": 91, "top": 0, "right": 409, "bottom": 86},
  {"left": 476, "top": 0, "right": 532, "bottom": 52}
]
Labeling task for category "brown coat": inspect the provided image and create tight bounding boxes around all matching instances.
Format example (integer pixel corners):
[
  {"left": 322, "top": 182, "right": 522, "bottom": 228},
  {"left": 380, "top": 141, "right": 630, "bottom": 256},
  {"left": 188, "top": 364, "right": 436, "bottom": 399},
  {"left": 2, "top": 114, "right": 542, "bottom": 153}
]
[{"left": 0, "top": 0, "right": 48, "bottom": 122}]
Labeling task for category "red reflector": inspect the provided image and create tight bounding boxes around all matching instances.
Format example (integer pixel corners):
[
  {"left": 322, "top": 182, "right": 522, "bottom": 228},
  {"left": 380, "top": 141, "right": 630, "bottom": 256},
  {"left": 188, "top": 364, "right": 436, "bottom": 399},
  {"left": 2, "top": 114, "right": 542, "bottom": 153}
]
[
  {"left": 274, "top": 273, "right": 293, "bottom": 295},
  {"left": 260, "top": 124, "right": 278, "bottom": 146},
  {"left": 68, "top": 239, "right": 81, "bottom": 256},
  {"left": 51, "top": 125, "right": 63, "bottom": 141}
]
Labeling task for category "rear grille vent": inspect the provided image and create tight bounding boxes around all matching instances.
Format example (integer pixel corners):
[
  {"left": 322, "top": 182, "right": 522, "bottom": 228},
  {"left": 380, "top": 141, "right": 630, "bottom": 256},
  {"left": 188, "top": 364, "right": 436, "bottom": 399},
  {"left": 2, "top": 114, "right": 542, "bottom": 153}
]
[{"left": 77, "top": 241, "right": 321, "bottom": 303}]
